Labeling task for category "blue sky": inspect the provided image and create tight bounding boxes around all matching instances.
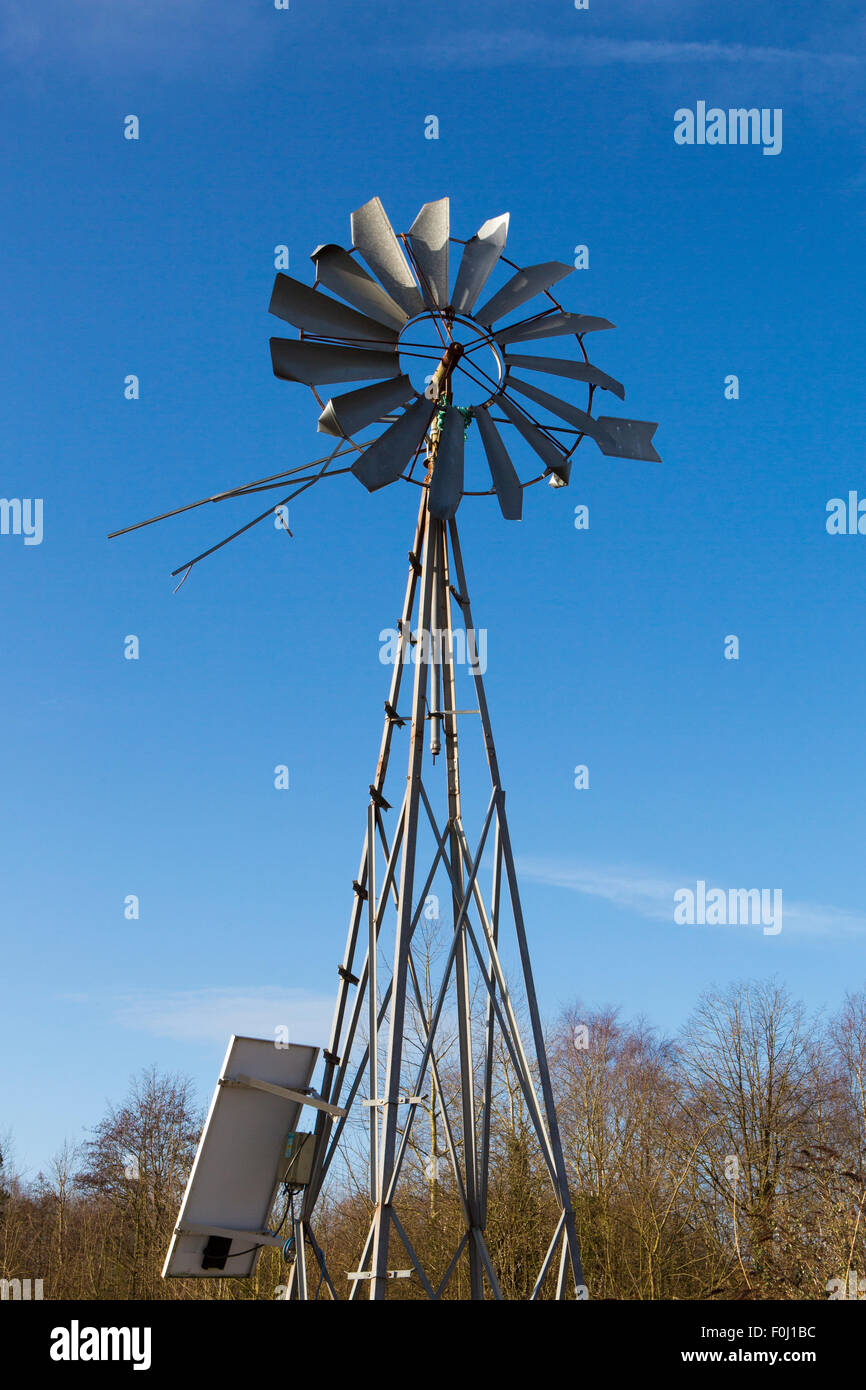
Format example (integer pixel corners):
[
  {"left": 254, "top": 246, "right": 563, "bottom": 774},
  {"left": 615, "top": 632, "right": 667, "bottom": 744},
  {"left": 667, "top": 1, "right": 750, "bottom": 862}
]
[{"left": 1, "top": 0, "right": 865, "bottom": 1177}]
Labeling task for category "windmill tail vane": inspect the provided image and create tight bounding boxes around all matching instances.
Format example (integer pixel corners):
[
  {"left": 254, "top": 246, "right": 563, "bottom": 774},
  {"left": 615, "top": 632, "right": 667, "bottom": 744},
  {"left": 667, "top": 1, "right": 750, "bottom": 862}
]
[{"left": 115, "top": 195, "right": 662, "bottom": 1300}]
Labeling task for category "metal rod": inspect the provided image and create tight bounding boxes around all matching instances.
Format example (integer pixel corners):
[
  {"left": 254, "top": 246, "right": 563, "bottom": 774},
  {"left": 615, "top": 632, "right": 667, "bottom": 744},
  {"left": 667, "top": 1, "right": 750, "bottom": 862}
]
[
  {"left": 107, "top": 449, "right": 357, "bottom": 540},
  {"left": 293, "top": 1212, "right": 308, "bottom": 1301},
  {"left": 406, "top": 949, "right": 471, "bottom": 1225},
  {"left": 530, "top": 1214, "right": 566, "bottom": 1301},
  {"left": 413, "top": 789, "right": 558, "bottom": 1180},
  {"left": 304, "top": 1222, "right": 339, "bottom": 1301},
  {"left": 367, "top": 498, "right": 438, "bottom": 1299},
  {"left": 367, "top": 802, "right": 379, "bottom": 1203},
  {"left": 451, "top": 821, "right": 557, "bottom": 1174},
  {"left": 304, "top": 497, "right": 428, "bottom": 1224},
  {"left": 390, "top": 1210, "right": 436, "bottom": 1299},
  {"left": 479, "top": 820, "right": 503, "bottom": 1225},
  {"left": 434, "top": 1233, "right": 468, "bottom": 1300},
  {"left": 169, "top": 454, "right": 340, "bottom": 577},
  {"left": 347, "top": 1222, "right": 375, "bottom": 1303},
  {"left": 473, "top": 1226, "right": 504, "bottom": 1301},
  {"left": 437, "top": 519, "right": 482, "bottom": 1297},
  {"left": 318, "top": 818, "right": 451, "bottom": 1193},
  {"left": 383, "top": 789, "right": 498, "bottom": 1207},
  {"left": 448, "top": 516, "right": 586, "bottom": 1296}
]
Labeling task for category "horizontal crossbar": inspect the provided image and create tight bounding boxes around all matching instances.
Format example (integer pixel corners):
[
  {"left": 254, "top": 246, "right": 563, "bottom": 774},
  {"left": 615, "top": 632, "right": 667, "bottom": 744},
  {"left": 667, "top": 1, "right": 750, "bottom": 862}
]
[{"left": 221, "top": 1074, "right": 348, "bottom": 1119}]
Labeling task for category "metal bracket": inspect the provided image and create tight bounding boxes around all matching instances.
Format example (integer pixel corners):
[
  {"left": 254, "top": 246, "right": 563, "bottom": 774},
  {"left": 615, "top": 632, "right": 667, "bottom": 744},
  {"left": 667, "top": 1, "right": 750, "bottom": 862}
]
[
  {"left": 369, "top": 784, "right": 391, "bottom": 810},
  {"left": 361, "top": 1094, "right": 426, "bottom": 1108},
  {"left": 221, "top": 1074, "right": 348, "bottom": 1119},
  {"left": 348, "top": 1269, "right": 413, "bottom": 1281},
  {"left": 338, "top": 964, "right": 360, "bottom": 985},
  {"left": 384, "top": 701, "right": 406, "bottom": 728}
]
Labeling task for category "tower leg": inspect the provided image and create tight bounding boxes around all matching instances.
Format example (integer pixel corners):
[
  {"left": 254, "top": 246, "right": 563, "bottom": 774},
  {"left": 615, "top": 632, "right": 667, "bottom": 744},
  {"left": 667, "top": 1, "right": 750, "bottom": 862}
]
[
  {"left": 368, "top": 500, "right": 437, "bottom": 1300},
  {"left": 436, "top": 518, "right": 483, "bottom": 1297}
]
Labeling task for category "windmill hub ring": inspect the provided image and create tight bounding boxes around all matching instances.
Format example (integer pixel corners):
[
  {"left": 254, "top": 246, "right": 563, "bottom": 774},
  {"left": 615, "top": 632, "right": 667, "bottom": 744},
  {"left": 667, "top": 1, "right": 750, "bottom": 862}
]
[{"left": 397, "top": 310, "right": 504, "bottom": 409}]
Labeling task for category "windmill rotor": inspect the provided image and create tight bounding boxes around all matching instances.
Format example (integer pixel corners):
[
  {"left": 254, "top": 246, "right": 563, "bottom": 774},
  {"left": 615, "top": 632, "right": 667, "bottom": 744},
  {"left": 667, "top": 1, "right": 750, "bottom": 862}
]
[
  {"left": 270, "top": 193, "right": 661, "bottom": 520},
  {"left": 110, "top": 194, "right": 660, "bottom": 576}
]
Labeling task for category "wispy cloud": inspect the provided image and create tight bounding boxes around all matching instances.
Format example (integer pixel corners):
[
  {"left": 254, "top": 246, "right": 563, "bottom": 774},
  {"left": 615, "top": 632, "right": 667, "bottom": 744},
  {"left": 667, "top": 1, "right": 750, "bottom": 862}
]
[
  {"left": 390, "top": 30, "right": 863, "bottom": 73},
  {"left": 5, "top": 7, "right": 861, "bottom": 92},
  {"left": 107, "top": 986, "right": 334, "bottom": 1048},
  {"left": 521, "top": 860, "right": 679, "bottom": 920},
  {"left": 780, "top": 901, "right": 866, "bottom": 941},
  {"left": 520, "top": 858, "right": 866, "bottom": 941}
]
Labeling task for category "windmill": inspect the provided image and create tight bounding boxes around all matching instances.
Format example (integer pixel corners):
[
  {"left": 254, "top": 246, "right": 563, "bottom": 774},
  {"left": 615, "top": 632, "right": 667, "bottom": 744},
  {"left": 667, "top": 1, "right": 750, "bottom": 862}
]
[{"left": 111, "top": 195, "right": 660, "bottom": 1301}]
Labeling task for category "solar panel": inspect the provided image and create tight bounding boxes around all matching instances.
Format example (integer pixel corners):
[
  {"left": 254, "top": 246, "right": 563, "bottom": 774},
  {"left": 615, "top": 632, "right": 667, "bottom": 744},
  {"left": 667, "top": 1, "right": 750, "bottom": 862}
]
[{"left": 162, "top": 1035, "right": 320, "bottom": 1279}]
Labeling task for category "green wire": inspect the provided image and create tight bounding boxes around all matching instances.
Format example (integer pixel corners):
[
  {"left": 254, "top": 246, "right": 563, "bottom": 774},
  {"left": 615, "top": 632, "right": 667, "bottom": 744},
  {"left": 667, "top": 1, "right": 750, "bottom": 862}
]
[{"left": 435, "top": 404, "right": 475, "bottom": 439}]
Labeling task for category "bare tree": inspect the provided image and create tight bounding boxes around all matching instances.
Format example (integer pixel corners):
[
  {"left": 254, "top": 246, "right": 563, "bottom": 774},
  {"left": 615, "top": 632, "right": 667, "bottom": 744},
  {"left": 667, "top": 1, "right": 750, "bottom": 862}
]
[
  {"left": 77, "top": 1067, "right": 200, "bottom": 1299},
  {"left": 678, "top": 979, "right": 821, "bottom": 1297}
]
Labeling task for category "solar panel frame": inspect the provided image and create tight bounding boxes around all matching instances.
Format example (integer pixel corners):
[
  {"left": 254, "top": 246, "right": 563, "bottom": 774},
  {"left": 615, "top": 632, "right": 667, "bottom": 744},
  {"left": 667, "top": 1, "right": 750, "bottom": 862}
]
[{"left": 162, "top": 1035, "right": 319, "bottom": 1279}]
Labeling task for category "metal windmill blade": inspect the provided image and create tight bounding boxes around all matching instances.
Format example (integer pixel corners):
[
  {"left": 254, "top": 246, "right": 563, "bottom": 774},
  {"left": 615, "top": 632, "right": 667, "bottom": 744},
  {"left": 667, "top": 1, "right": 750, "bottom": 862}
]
[
  {"left": 270, "top": 338, "right": 400, "bottom": 385},
  {"left": 475, "top": 406, "right": 523, "bottom": 520},
  {"left": 352, "top": 395, "right": 436, "bottom": 492},
  {"left": 318, "top": 375, "right": 417, "bottom": 439},
  {"left": 407, "top": 198, "right": 450, "bottom": 308},
  {"left": 475, "top": 261, "right": 573, "bottom": 327},
  {"left": 350, "top": 196, "right": 425, "bottom": 318},
  {"left": 269, "top": 273, "right": 398, "bottom": 343},
  {"left": 507, "top": 376, "right": 617, "bottom": 451},
  {"left": 311, "top": 244, "right": 408, "bottom": 331},
  {"left": 427, "top": 404, "right": 464, "bottom": 519},
  {"left": 495, "top": 310, "right": 614, "bottom": 346},
  {"left": 498, "top": 394, "right": 573, "bottom": 486},
  {"left": 504, "top": 352, "right": 626, "bottom": 400},
  {"left": 451, "top": 213, "right": 509, "bottom": 315}
]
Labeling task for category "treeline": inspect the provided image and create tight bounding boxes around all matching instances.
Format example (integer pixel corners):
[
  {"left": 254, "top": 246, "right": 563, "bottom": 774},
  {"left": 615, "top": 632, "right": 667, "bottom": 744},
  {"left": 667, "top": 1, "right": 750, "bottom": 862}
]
[{"left": 2, "top": 979, "right": 865, "bottom": 1300}]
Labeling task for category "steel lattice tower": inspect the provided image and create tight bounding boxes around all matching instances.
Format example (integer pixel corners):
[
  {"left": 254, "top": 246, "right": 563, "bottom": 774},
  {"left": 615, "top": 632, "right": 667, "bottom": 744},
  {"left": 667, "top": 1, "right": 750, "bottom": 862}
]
[{"left": 115, "top": 193, "right": 660, "bottom": 1300}]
